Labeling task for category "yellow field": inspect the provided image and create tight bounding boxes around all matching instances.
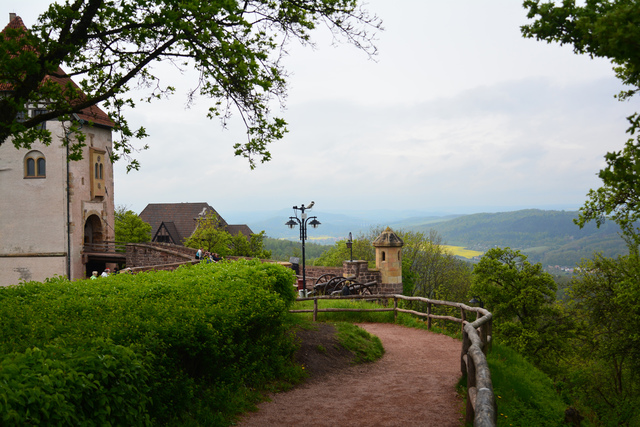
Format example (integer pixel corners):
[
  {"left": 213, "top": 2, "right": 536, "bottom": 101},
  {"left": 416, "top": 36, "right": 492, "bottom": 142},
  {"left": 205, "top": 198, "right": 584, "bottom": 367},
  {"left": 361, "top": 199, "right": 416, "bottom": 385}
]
[{"left": 442, "top": 245, "right": 484, "bottom": 259}]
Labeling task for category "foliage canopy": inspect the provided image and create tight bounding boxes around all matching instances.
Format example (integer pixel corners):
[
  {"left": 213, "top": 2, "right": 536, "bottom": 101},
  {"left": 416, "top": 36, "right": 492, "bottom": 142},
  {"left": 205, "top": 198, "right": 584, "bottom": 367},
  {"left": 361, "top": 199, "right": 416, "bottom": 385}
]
[
  {"left": 0, "top": 0, "right": 381, "bottom": 170},
  {"left": 567, "top": 253, "right": 640, "bottom": 423},
  {"left": 114, "top": 206, "right": 151, "bottom": 243},
  {"left": 471, "top": 248, "right": 572, "bottom": 373},
  {"left": 184, "top": 211, "right": 271, "bottom": 258}
]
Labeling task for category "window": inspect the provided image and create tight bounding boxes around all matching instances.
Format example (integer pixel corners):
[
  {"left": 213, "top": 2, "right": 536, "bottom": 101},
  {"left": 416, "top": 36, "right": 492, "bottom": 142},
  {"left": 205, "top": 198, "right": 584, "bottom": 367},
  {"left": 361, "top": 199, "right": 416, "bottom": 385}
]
[
  {"left": 24, "top": 151, "right": 45, "bottom": 178},
  {"left": 94, "top": 156, "right": 104, "bottom": 179},
  {"left": 90, "top": 149, "right": 106, "bottom": 198},
  {"left": 32, "top": 109, "right": 47, "bottom": 130}
]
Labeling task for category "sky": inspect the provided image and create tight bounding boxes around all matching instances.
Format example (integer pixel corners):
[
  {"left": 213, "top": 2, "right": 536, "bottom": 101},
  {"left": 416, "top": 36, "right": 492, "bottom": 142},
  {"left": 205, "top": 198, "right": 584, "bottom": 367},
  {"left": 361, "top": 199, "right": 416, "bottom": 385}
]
[{"left": 13, "top": 1, "right": 639, "bottom": 220}]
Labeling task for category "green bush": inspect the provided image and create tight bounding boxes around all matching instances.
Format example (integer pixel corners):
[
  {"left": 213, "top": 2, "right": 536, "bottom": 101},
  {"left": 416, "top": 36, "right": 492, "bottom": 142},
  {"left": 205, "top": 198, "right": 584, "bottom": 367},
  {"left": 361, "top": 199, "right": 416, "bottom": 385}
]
[
  {"left": 0, "top": 260, "right": 300, "bottom": 425},
  {"left": 0, "top": 338, "right": 151, "bottom": 426}
]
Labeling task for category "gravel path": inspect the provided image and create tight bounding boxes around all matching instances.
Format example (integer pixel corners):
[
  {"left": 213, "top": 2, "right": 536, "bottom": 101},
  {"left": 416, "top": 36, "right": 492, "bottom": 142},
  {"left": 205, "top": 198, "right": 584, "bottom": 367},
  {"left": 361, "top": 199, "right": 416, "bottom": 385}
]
[{"left": 237, "top": 323, "right": 464, "bottom": 426}]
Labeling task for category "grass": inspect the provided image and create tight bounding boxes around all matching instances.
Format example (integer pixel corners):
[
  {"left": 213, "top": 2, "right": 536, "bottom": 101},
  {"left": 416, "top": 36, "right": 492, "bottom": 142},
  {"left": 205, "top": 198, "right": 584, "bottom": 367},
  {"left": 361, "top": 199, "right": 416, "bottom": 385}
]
[
  {"left": 291, "top": 298, "right": 464, "bottom": 339},
  {"left": 333, "top": 322, "right": 384, "bottom": 364},
  {"left": 442, "top": 245, "right": 484, "bottom": 259},
  {"left": 487, "top": 343, "right": 567, "bottom": 427}
]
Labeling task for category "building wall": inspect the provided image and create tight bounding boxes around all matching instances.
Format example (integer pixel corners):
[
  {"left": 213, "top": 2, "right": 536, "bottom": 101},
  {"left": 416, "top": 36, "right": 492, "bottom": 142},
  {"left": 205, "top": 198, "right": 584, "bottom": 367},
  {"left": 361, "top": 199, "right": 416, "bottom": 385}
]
[
  {"left": 70, "top": 125, "right": 114, "bottom": 280},
  {"left": 0, "top": 120, "right": 114, "bottom": 286}
]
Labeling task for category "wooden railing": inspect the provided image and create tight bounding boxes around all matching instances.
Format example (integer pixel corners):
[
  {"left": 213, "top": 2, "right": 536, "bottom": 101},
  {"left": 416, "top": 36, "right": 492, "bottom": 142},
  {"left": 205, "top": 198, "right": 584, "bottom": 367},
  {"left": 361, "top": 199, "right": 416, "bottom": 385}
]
[{"left": 292, "top": 294, "right": 496, "bottom": 427}]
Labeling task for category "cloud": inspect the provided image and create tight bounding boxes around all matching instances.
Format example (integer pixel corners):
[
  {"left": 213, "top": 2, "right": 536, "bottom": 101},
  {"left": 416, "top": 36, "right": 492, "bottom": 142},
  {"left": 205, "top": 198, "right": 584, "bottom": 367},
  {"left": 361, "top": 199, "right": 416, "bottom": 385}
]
[{"left": 14, "top": 0, "right": 635, "bottom": 216}]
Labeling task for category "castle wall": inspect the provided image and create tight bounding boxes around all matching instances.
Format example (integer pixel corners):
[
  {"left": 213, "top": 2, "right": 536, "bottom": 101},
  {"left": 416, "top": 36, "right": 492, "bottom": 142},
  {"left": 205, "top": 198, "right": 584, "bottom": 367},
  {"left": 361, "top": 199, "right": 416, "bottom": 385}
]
[{"left": 0, "top": 120, "right": 114, "bottom": 285}]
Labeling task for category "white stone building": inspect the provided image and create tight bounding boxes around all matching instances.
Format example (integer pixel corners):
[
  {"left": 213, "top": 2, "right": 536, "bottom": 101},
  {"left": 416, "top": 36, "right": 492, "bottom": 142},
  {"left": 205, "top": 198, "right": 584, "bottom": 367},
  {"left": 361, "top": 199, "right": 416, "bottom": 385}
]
[{"left": 0, "top": 14, "right": 116, "bottom": 286}]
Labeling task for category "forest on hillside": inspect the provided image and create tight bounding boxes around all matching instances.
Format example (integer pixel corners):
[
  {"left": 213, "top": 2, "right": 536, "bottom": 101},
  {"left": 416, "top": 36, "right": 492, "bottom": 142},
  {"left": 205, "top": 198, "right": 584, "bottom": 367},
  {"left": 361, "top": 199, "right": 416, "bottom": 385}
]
[
  {"left": 263, "top": 237, "right": 329, "bottom": 262},
  {"left": 416, "top": 209, "right": 629, "bottom": 266}
]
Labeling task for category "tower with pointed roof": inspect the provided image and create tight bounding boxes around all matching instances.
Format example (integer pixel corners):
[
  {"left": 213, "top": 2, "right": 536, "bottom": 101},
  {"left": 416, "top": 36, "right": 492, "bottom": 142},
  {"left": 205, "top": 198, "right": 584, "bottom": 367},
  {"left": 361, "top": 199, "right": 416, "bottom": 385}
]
[
  {"left": 0, "top": 14, "right": 116, "bottom": 285},
  {"left": 373, "top": 227, "right": 404, "bottom": 294}
]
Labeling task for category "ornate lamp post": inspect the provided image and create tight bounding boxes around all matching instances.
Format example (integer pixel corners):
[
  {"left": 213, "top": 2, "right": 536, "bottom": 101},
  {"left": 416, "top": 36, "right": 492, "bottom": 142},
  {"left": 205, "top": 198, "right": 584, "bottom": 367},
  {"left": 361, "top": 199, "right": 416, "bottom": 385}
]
[
  {"left": 286, "top": 202, "right": 320, "bottom": 297},
  {"left": 469, "top": 296, "right": 484, "bottom": 308}
]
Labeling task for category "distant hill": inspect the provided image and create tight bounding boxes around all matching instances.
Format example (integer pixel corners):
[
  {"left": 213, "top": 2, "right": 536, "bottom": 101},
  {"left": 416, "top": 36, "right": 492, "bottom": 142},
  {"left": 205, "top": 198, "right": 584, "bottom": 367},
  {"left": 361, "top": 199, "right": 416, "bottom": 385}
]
[{"left": 413, "top": 209, "right": 628, "bottom": 266}]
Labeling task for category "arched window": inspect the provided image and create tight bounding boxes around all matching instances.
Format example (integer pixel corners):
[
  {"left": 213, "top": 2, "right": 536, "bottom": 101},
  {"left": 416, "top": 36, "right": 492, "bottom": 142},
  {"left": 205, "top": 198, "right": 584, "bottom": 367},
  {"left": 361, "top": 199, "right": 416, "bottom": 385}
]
[
  {"left": 95, "top": 156, "right": 104, "bottom": 179},
  {"left": 90, "top": 149, "right": 106, "bottom": 198},
  {"left": 24, "top": 151, "right": 45, "bottom": 178}
]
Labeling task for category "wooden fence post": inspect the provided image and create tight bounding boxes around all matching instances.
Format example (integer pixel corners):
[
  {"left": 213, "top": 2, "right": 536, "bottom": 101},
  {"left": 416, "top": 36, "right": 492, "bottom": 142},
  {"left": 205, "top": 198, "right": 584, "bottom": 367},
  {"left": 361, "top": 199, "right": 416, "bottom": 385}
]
[
  {"left": 394, "top": 297, "right": 398, "bottom": 322},
  {"left": 427, "top": 303, "right": 432, "bottom": 330},
  {"left": 313, "top": 298, "right": 318, "bottom": 322},
  {"left": 466, "top": 350, "right": 477, "bottom": 425},
  {"left": 460, "top": 307, "right": 466, "bottom": 334}
]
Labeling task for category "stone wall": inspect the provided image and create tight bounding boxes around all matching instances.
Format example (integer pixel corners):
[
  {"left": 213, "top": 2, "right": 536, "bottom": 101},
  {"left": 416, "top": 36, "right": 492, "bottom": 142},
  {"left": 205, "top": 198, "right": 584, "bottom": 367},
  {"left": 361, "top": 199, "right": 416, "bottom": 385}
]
[
  {"left": 126, "top": 243, "right": 194, "bottom": 268},
  {"left": 343, "top": 260, "right": 381, "bottom": 284}
]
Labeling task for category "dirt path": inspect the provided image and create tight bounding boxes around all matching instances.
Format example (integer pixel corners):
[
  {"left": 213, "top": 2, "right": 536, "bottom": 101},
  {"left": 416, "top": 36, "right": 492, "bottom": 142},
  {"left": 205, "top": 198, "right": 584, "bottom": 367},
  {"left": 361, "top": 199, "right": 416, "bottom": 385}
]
[{"left": 237, "top": 323, "right": 464, "bottom": 426}]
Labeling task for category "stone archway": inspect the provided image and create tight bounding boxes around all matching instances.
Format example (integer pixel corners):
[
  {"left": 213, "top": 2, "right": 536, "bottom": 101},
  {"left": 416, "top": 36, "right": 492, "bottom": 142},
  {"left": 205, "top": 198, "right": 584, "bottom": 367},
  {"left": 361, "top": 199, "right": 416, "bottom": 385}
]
[
  {"left": 84, "top": 214, "right": 106, "bottom": 278},
  {"left": 84, "top": 214, "right": 104, "bottom": 244}
]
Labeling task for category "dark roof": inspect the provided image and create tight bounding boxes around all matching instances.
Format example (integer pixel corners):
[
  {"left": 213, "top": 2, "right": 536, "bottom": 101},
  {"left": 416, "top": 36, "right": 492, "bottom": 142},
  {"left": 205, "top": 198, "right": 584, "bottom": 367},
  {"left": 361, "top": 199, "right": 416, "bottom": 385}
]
[
  {"left": 140, "top": 203, "right": 228, "bottom": 245},
  {"left": 372, "top": 227, "right": 404, "bottom": 247},
  {"left": 227, "top": 224, "right": 254, "bottom": 239},
  {"left": 1, "top": 14, "right": 114, "bottom": 128},
  {"left": 153, "top": 221, "right": 181, "bottom": 244}
]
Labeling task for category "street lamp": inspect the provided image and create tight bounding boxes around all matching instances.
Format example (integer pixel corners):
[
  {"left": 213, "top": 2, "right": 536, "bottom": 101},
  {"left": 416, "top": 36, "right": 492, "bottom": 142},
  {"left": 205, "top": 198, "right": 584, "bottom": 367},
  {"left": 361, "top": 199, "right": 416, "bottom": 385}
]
[
  {"left": 469, "top": 296, "right": 484, "bottom": 308},
  {"left": 286, "top": 202, "right": 320, "bottom": 297},
  {"left": 346, "top": 232, "right": 353, "bottom": 262}
]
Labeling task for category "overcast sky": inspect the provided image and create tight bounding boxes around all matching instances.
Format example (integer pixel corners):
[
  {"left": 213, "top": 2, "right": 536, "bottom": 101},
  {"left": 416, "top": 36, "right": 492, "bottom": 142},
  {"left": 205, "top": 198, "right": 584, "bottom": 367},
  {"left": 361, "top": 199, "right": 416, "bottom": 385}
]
[{"left": 14, "top": 1, "right": 638, "bottom": 218}]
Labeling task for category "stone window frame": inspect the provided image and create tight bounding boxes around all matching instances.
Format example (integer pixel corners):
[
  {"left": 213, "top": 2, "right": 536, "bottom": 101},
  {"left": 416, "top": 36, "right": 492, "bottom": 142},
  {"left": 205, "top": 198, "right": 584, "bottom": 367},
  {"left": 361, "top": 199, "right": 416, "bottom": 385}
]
[{"left": 24, "top": 150, "right": 46, "bottom": 179}]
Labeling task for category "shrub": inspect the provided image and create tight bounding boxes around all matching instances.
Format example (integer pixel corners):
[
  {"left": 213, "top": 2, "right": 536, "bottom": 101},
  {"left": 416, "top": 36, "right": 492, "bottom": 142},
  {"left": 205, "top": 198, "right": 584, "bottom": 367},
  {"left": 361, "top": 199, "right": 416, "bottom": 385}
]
[
  {"left": 0, "top": 260, "right": 300, "bottom": 425},
  {"left": 0, "top": 339, "right": 152, "bottom": 426}
]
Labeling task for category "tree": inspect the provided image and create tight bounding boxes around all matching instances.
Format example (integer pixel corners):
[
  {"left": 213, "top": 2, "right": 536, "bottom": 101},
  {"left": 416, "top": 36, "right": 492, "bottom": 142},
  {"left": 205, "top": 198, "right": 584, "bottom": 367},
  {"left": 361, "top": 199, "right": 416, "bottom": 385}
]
[
  {"left": 568, "top": 253, "right": 640, "bottom": 424},
  {"left": 229, "top": 230, "right": 272, "bottom": 259},
  {"left": 114, "top": 206, "right": 151, "bottom": 243},
  {"left": 184, "top": 211, "right": 231, "bottom": 255},
  {"left": 471, "top": 247, "right": 571, "bottom": 373},
  {"left": 184, "top": 211, "right": 270, "bottom": 258},
  {"left": 313, "top": 232, "right": 375, "bottom": 267},
  {"left": 0, "top": 1, "right": 380, "bottom": 171},
  {"left": 400, "top": 229, "right": 471, "bottom": 300}
]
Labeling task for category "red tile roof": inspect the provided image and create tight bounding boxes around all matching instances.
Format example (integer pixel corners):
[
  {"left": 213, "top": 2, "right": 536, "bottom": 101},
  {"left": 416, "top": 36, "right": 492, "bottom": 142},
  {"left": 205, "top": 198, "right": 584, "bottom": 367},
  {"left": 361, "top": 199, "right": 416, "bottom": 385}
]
[
  {"left": 1, "top": 14, "right": 114, "bottom": 128},
  {"left": 140, "top": 203, "right": 229, "bottom": 245}
]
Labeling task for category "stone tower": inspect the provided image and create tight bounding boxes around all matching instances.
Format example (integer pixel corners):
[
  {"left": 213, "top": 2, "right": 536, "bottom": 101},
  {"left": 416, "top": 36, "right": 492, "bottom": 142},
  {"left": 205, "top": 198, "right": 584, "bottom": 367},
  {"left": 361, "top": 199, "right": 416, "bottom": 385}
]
[{"left": 373, "top": 227, "right": 404, "bottom": 294}]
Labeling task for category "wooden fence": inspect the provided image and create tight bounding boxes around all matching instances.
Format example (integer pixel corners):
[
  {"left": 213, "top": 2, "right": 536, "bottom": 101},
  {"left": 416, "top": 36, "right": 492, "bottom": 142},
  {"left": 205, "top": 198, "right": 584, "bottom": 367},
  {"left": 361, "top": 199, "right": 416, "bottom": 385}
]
[{"left": 291, "top": 294, "right": 496, "bottom": 427}]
